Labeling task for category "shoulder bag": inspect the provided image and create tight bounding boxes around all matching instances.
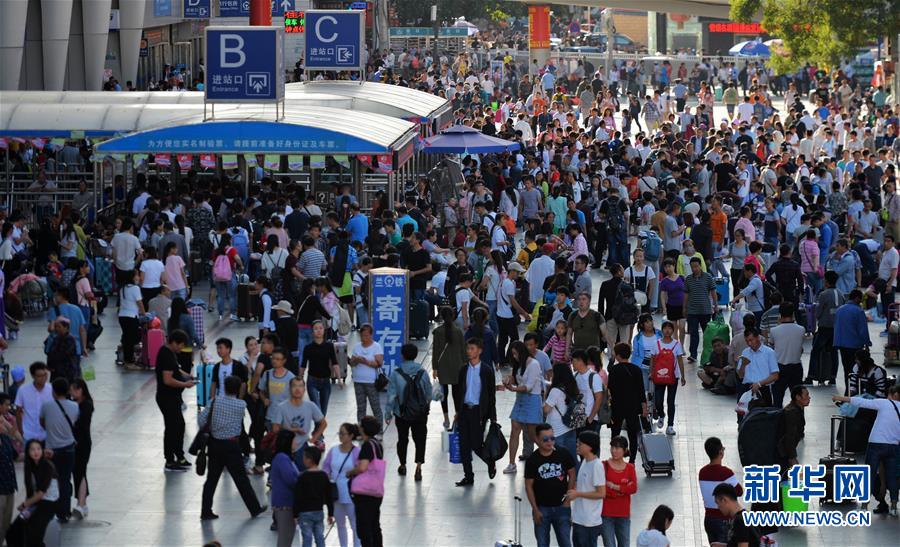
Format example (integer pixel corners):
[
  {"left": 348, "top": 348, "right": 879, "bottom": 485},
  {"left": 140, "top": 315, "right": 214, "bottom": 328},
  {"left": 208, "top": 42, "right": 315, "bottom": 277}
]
[{"left": 350, "top": 440, "right": 386, "bottom": 497}]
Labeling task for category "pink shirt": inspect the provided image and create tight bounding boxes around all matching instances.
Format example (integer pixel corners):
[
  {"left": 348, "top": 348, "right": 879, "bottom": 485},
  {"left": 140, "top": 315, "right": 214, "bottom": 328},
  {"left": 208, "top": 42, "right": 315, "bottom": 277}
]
[
  {"left": 799, "top": 238, "right": 820, "bottom": 274},
  {"left": 734, "top": 217, "right": 756, "bottom": 242},
  {"left": 164, "top": 255, "right": 187, "bottom": 290}
]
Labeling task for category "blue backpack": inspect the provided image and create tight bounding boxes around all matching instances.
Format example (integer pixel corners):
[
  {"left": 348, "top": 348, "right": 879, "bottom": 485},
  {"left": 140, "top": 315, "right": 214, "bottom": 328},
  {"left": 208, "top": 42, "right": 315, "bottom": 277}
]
[
  {"left": 642, "top": 230, "right": 662, "bottom": 262},
  {"left": 230, "top": 227, "right": 250, "bottom": 268}
]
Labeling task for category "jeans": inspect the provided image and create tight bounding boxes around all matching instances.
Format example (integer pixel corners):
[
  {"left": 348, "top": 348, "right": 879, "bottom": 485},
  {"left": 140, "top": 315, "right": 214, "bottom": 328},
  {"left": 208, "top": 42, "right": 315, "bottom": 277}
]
[
  {"left": 703, "top": 516, "right": 730, "bottom": 545},
  {"left": 215, "top": 275, "right": 237, "bottom": 315},
  {"left": 711, "top": 242, "right": 729, "bottom": 279},
  {"left": 534, "top": 505, "right": 572, "bottom": 547},
  {"left": 572, "top": 522, "right": 603, "bottom": 547},
  {"left": 487, "top": 299, "right": 499, "bottom": 337},
  {"left": 170, "top": 288, "right": 187, "bottom": 301},
  {"left": 556, "top": 430, "right": 577, "bottom": 462},
  {"left": 686, "top": 313, "right": 711, "bottom": 359},
  {"left": 866, "top": 442, "right": 899, "bottom": 503},
  {"left": 299, "top": 510, "right": 326, "bottom": 547},
  {"left": 353, "top": 382, "right": 383, "bottom": 431},
  {"left": 307, "top": 375, "right": 333, "bottom": 415},
  {"left": 652, "top": 382, "right": 678, "bottom": 427},
  {"left": 51, "top": 443, "right": 76, "bottom": 518},
  {"left": 607, "top": 235, "right": 629, "bottom": 269},
  {"left": 356, "top": 304, "right": 369, "bottom": 328},
  {"left": 600, "top": 516, "right": 630, "bottom": 547},
  {"left": 298, "top": 326, "right": 314, "bottom": 363},
  {"left": 805, "top": 272, "right": 823, "bottom": 297}
]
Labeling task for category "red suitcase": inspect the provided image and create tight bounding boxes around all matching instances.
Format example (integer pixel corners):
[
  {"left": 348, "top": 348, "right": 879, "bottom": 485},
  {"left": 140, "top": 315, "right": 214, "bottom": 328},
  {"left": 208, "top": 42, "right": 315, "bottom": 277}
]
[{"left": 141, "top": 328, "right": 166, "bottom": 369}]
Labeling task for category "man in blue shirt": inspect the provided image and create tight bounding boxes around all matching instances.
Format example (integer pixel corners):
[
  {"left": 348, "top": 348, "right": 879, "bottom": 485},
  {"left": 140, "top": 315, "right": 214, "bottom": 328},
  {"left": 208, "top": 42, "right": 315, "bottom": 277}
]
[
  {"left": 833, "top": 289, "right": 871, "bottom": 394},
  {"left": 736, "top": 328, "right": 780, "bottom": 416},
  {"left": 731, "top": 264, "right": 766, "bottom": 322},
  {"left": 829, "top": 239, "right": 858, "bottom": 295},
  {"left": 345, "top": 203, "right": 368, "bottom": 244},
  {"left": 395, "top": 206, "right": 419, "bottom": 234},
  {"left": 452, "top": 338, "right": 497, "bottom": 487},
  {"left": 47, "top": 288, "right": 88, "bottom": 363}
]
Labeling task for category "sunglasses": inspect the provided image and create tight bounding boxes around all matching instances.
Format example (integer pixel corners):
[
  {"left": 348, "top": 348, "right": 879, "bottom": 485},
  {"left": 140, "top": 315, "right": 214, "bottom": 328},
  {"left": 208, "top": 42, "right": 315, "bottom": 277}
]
[{"left": 542, "top": 435, "right": 556, "bottom": 442}]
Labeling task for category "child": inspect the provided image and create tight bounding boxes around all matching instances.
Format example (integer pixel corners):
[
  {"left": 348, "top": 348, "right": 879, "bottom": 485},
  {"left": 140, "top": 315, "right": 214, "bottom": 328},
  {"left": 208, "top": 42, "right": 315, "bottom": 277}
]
[
  {"left": 293, "top": 446, "right": 334, "bottom": 547},
  {"left": 697, "top": 338, "right": 732, "bottom": 393},
  {"left": 46, "top": 251, "right": 64, "bottom": 280},
  {"left": 648, "top": 321, "right": 686, "bottom": 435},
  {"left": 621, "top": 108, "right": 633, "bottom": 135},
  {"left": 544, "top": 320, "right": 570, "bottom": 365}
]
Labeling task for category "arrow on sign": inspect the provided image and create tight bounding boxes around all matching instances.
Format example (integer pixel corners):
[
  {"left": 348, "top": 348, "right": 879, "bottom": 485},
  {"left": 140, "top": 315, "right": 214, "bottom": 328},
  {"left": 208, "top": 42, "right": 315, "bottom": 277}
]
[{"left": 280, "top": 0, "right": 292, "bottom": 12}]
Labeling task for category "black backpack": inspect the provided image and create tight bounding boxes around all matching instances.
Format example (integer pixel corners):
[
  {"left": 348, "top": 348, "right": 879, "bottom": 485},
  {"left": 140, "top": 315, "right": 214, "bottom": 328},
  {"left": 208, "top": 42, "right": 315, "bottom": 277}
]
[
  {"left": 611, "top": 281, "right": 639, "bottom": 325},
  {"left": 606, "top": 198, "right": 626, "bottom": 233},
  {"left": 397, "top": 369, "right": 429, "bottom": 422}
]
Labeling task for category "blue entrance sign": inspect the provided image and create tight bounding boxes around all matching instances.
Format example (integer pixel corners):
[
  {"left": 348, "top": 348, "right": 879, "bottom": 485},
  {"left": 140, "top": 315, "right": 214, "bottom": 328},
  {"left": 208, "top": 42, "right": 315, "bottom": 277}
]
[
  {"left": 205, "top": 27, "right": 284, "bottom": 102},
  {"left": 369, "top": 268, "right": 408, "bottom": 379},
  {"left": 154, "top": 0, "right": 172, "bottom": 17},
  {"left": 184, "top": 0, "right": 210, "bottom": 18},
  {"left": 219, "top": 0, "right": 291, "bottom": 18},
  {"left": 272, "top": 0, "right": 293, "bottom": 17},
  {"left": 304, "top": 10, "right": 365, "bottom": 72}
]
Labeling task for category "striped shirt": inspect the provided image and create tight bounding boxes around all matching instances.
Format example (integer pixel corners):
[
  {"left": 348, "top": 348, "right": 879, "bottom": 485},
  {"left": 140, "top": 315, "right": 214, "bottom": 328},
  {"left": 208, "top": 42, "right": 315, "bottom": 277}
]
[
  {"left": 683, "top": 271, "right": 716, "bottom": 315},
  {"left": 543, "top": 334, "right": 569, "bottom": 364},
  {"left": 698, "top": 464, "right": 743, "bottom": 519},
  {"left": 297, "top": 248, "right": 327, "bottom": 279}
]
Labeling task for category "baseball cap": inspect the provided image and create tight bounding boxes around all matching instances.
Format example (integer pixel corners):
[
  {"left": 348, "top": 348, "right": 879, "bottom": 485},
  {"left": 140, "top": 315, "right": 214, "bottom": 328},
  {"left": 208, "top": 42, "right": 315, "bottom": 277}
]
[
  {"left": 11, "top": 366, "right": 25, "bottom": 382},
  {"left": 507, "top": 261, "right": 526, "bottom": 273}
]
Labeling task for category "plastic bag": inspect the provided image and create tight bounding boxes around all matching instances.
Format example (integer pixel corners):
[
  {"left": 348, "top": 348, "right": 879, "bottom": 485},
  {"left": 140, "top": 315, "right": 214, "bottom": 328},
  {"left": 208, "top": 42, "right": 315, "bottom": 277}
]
[
  {"left": 735, "top": 389, "right": 755, "bottom": 416},
  {"left": 526, "top": 298, "right": 543, "bottom": 332},
  {"left": 81, "top": 362, "right": 96, "bottom": 382},
  {"left": 476, "top": 421, "right": 508, "bottom": 464}
]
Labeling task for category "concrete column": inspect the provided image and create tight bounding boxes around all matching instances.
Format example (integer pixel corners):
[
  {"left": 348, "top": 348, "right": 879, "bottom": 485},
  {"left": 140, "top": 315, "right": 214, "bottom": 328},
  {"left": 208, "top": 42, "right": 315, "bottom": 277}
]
[
  {"left": 118, "top": 0, "right": 145, "bottom": 88},
  {"left": 40, "top": 0, "right": 74, "bottom": 90},
  {"left": 528, "top": 4, "right": 551, "bottom": 70},
  {"left": 82, "top": 0, "right": 112, "bottom": 90},
  {"left": 0, "top": 0, "right": 29, "bottom": 90},
  {"left": 67, "top": 0, "right": 86, "bottom": 89},
  {"left": 647, "top": 11, "right": 657, "bottom": 54},
  {"left": 22, "top": 0, "right": 44, "bottom": 89}
]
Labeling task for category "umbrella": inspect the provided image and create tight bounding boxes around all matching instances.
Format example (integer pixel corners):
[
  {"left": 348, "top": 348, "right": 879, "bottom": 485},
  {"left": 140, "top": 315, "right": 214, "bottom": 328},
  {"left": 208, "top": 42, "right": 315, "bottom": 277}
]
[
  {"left": 452, "top": 17, "right": 480, "bottom": 36},
  {"left": 729, "top": 40, "right": 770, "bottom": 58},
  {"left": 423, "top": 125, "right": 520, "bottom": 154}
]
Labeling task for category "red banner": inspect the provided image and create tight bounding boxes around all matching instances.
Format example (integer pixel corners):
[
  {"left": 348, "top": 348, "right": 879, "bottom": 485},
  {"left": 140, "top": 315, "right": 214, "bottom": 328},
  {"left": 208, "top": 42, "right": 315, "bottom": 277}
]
[
  {"left": 154, "top": 154, "right": 171, "bottom": 167},
  {"left": 377, "top": 154, "right": 393, "bottom": 174},
  {"left": 177, "top": 154, "right": 193, "bottom": 171},
  {"left": 528, "top": 5, "right": 551, "bottom": 50},
  {"left": 200, "top": 154, "right": 216, "bottom": 169}
]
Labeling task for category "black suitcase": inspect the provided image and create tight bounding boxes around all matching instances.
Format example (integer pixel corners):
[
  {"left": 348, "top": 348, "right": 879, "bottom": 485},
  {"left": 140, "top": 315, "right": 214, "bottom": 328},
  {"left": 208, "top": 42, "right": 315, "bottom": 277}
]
[
  {"left": 409, "top": 299, "right": 429, "bottom": 339},
  {"left": 820, "top": 415, "right": 857, "bottom": 505},
  {"left": 237, "top": 283, "right": 255, "bottom": 321},
  {"left": 738, "top": 407, "right": 783, "bottom": 467},
  {"left": 638, "top": 420, "right": 675, "bottom": 477}
]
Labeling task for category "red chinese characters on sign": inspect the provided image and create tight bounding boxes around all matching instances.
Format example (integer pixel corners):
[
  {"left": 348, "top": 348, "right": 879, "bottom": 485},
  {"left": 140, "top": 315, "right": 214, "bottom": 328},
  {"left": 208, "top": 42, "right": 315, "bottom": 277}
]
[
  {"left": 528, "top": 5, "right": 551, "bottom": 49},
  {"left": 709, "top": 22, "right": 765, "bottom": 34}
]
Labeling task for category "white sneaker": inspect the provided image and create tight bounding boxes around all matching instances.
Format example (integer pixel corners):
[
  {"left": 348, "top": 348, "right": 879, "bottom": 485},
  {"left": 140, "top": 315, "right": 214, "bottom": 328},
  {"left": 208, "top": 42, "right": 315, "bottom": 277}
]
[
  {"left": 218, "top": 314, "right": 223, "bottom": 321},
  {"left": 890, "top": 502, "right": 898, "bottom": 517},
  {"left": 666, "top": 426, "right": 676, "bottom": 436},
  {"left": 72, "top": 505, "right": 84, "bottom": 519},
  {"left": 656, "top": 417, "right": 664, "bottom": 430},
  {"left": 502, "top": 463, "right": 517, "bottom": 474}
]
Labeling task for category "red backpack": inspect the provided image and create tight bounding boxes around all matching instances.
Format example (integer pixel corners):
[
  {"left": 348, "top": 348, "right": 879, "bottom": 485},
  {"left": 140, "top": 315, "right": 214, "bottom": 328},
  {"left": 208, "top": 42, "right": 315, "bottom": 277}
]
[{"left": 651, "top": 340, "right": 677, "bottom": 385}]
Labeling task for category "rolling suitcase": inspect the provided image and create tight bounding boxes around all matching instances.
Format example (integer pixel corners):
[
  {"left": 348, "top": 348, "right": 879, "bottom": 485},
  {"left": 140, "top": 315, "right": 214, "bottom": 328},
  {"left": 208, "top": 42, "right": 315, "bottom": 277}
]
[
  {"left": 408, "top": 300, "right": 429, "bottom": 339},
  {"left": 195, "top": 362, "right": 215, "bottom": 407},
  {"left": 0, "top": 361, "right": 8, "bottom": 393},
  {"left": 820, "top": 415, "right": 857, "bottom": 504},
  {"left": 638, "top": 420, "right": 675, "bottom": 477},
  {"left": 494, "top": 496, "right": 523, "bottom": 547},
  {"left": 738, "top": 407, "right": 783, "bottom": 466},
  {"left": 140, "top": 327, "right": 165, "bottom": 369},
  {"left": 715, "top": 277, "right": 729, "bottom": 306},
  {"left": 237, "top": 283, "right": 255, "bottom": 321},
  {"left": 334, "top": 341, "right": 348, "bottom": 380},
  {"left": 186, "top": 300, "right": 206, "bottom": 345}
]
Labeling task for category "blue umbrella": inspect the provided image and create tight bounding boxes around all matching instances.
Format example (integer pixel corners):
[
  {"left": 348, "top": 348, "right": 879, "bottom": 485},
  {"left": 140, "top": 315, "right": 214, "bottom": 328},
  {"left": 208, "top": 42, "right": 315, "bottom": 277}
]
[
  {"left": 729, "top": 40, "right": 770, "bottom": 58},
  {"left": 423, "top": 125, "right": 520, "bottom": 154}
]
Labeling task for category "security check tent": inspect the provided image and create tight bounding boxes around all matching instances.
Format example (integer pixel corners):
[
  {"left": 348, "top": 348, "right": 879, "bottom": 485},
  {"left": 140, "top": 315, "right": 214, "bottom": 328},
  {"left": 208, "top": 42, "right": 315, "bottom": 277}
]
[{"left": 1, "top": 102, "right": 420, "bottom": 211}]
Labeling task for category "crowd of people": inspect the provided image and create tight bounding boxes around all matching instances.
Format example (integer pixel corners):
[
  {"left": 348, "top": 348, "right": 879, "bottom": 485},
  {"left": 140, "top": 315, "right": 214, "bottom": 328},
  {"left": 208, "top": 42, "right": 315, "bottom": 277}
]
[{"left": 1, "top": 18, "right": 900, "bottom": 546}]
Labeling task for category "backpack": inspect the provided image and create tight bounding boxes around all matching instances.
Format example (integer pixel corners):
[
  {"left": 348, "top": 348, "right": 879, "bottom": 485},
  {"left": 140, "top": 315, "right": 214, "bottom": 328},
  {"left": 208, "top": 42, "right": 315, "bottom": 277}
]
[
  {"left": 642, "top": 230, "right": 662, "bottom": 262},
  {"left": 651, "top": 340, "right": 677, "bottom": 385},
  {"left": 761, "top": 276, "right": 780, "bottom": 309},
  {"left": 230, "top": 227, "right": 250, "bottom": 267},
  {"left": 397, "top": 369, "right": 429, "bottom": 422},
  {"left": 611, "top": 281, "right": 639, "bottom": 325},
  {"left": 212, "top": 252, "right": 233, "bottom": 282},
  {"left": 606, "top": 198, "right": 626, "bottom": 234},
  {"left": 559, "top": 392, "right": 588, "bottom": 429}
]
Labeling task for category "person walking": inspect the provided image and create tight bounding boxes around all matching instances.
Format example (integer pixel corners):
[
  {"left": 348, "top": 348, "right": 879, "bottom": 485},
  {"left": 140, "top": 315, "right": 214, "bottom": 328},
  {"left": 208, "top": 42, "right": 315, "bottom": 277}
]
[
  {"left": 524, "top": 423, "right": 576, "bottom": 547},
  {"left": 768, "top": 303, "right": 806, "bottom": 406},
  {"left": 293, "top": 446, "right": 334, "bottom": 547},
  {"left": 600, "top": 435, "right": 638, "bottom": 547},
  {"left": 350, "top": 326, "right": 385, "bottom": 433},
  {"left": 833, "top": 289, "right": 871, "bottom": 394},
  {"left": 38, "top": 378, "right": 78, "bottom": 522},
  {"left": 432, "top": 306, "right": 466, "bottom": 431},
  {"left": 323, "top": 423, "right": 361, "bottom": 547},
  {"left": 648, "top": 321, "right": 686, "bottom": 435},
  {"left": 155, "top": 331, "right": 196, "bottom": 471},
  {"left": 452, "top": 337, "right": 498, "bottom": 486},
  {"left": 607, "top": 344, "right": 649, "bottom": 464},
  {"left": 347, "top": 416, "right": 385, "bottom": 547},
  {"left": 683, "top": 257, "right": 717, "bottom": 363},
  {"left": 567, "top": 431, "right": 606, "bottom": 547},
  {"left": 808, "top": 271, "right": 844, "bottom": 385},
  {"left": 66, "top": 378, "right": 92, "bottom": 521},
  {"left": 698, "top": 437, "right": 743, "bottom": 546},
  {"left": 300, "top": 321, "right": 340, "bottom": 415},
  {"left": 198, "top": 375, "right": 268, "bottom": 520},
  {"left": 271, "top": 431, "right": 300, "bottom": 547},
  {"left": 502, "top": 341, "right": 543, "bottom": 474},
  {"left": 385, "top": 344, "right": 433, "bottom": 481}
]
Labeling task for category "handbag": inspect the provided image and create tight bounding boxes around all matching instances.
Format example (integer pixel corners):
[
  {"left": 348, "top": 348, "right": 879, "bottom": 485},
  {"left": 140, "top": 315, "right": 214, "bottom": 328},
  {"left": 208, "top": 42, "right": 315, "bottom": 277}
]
[
  {"left": 350, "top": 440, "right": 385, "bottom": 497},
  {"left": 374, "top": 369, "right": 389, "bottom": 391},
  {"left": 330, "top": 448, "right": 353, "bottom": 500},
  {"left": 195, "top": 449, "right": 207, "bottom": 476},
  {"left": 188, "top": 399, "right": 215, "bottom": 456}
]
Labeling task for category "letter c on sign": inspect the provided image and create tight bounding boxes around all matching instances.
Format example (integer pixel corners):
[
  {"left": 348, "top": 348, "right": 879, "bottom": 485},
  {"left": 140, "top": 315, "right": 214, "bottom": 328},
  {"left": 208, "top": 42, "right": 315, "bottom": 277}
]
[
  {"left": 220, "top": 34, "right": 246, "bottom": 68},
  {"left": 315, "top": 15, "right": 339, "bottom": 43}
]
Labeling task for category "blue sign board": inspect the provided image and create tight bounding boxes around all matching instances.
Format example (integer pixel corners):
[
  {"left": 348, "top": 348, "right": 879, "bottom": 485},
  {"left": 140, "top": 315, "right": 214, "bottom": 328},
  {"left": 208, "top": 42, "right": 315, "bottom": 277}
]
[
  {"left": 154, "top": 0, "right": 172, "bottom": 17},
  {"left": 184, "top": 0, "right": 210, "bottom": 18},
  {"left": 304, "top": 10, "right": 365, "bottom": 72},
  {"left": 219, "top": 0, "right": 291, "bottom": 18},
  {"left": 370, "top": 268, "right": 409, "bottom": 378},
  {"left": 205, "top": 27, "right": 284, "bottom": 103}
]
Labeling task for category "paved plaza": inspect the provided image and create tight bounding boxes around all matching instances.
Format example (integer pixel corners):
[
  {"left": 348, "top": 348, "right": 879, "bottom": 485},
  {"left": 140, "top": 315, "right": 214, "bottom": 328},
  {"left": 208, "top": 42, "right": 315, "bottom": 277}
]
[{"left": 4, "top": 262, "right": 896, "bottom": 547}]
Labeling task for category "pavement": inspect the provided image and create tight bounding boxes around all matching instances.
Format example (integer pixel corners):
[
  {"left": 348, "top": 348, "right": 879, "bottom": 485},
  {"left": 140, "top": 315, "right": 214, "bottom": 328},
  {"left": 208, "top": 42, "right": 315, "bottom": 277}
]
[{"left": 4, "top": 264, "right": 897, "bottom": 547}]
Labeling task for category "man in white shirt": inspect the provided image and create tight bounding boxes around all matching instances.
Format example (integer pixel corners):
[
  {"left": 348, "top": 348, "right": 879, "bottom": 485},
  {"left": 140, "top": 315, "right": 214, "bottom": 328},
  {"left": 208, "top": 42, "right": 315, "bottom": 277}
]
[
  {"left": 572, "top": 350, "right": 604, "bottom": 429},
  {"left": 14, "top": 362, "right": 53, "bottom": 442},
  {"left": 349, "top": 326, "right": 385, "bottom": 432},
  {"left": 524, "top": 245, "right": 557, "bottom": 309},
  {"left": 735, "top": 96, "right": 754, "bottom": 124},
  {"left": 736, "top": 328, "right": 779, "bottom": 415},
  {"left": 111, "top": 218, "right": 143, "bottom": 290}
]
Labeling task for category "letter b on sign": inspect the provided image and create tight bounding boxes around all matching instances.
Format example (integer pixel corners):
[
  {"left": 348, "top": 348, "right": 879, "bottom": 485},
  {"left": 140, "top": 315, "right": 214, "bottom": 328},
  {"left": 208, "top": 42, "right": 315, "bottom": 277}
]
[{"left": 220, "top": 34, "right": 246, "bottom": 68}]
